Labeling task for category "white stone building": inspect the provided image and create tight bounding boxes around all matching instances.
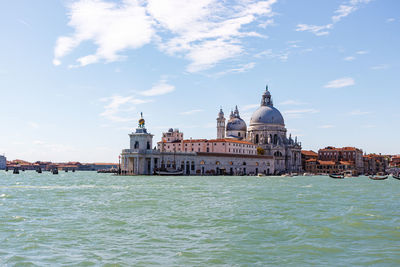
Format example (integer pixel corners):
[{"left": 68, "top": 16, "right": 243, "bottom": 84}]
[
  {"left": 219, "top": 86, "right": 302, "bottom": 173},
  {"left": 121, "top": 118, "right": 274, "bottom": 176}
]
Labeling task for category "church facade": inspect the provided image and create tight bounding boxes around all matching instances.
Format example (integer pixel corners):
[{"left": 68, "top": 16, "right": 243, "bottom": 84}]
[
  {"left": 120, "top": 85, "right": 301, "bottom": 175},
  {"left": 217, "top": 86, "right": 302, "bottom": 173}
]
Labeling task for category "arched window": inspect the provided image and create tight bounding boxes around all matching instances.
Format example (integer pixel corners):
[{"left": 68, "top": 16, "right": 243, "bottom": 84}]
[
  {"left": 238, "top": 132, "right": 241, "bottom": 137},
  {"left": 191, "top": 161, "right": 195, "bottom": 171},
  {"left": 243, "top": 162, "right": 246, "bottom": 165},
  {"left": 147, "top": 141, "right": 150, "bottom": 149},
  {"left": 255, "top": 134, "right": 259, "bottom": 143},
  {"left": 134, "top": 141, "right": 139, "bottom": 149},
  {"left": 273, "top": 134, "right": 278, "bottom": 145}
]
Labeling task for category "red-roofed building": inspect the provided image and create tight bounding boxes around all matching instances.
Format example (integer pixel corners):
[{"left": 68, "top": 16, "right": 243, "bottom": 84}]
[
  {"left": 363, "top": 154, "right": 389, "bottom": 174},
  {"left": 318, "top": 146, "right": 364, "bottom": 174},
  {"left": 157, "top": 129, "right": 257, "bottom": 155}
]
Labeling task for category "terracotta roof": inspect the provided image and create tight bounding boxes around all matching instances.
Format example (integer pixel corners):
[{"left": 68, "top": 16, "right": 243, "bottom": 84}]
[
  {"left": 208, "top": 139, "right": 255, "bottom": 145},
  {"left": 302, "top": 150, "right": 318, "bottom": 157},
  {"left": 318, "top": 160, "right": 335, "bottom": 165},
  {"left": 196, "top": 152, "right": 273, "bottom": 159},
  {"left": 339, "top": 161, "right": 353, "bottom": 165},
  {"left": 306, "top": 158, "right": 317, "bottom": 162}
]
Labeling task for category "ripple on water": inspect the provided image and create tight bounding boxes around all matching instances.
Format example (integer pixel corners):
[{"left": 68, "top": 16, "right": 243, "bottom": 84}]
[{"left": 0, "top": 172, "right": 399, "bottom": 265}]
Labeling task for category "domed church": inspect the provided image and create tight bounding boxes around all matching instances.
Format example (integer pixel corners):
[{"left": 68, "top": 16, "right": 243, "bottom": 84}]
[{"left": 217, "top": 85, "right": 302, "bottom": 173}]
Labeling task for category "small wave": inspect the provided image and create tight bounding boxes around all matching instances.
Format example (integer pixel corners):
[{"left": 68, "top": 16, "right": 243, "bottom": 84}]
[
  {"left": 0, "top": 193, "right": 10, "bottom": 198},
  {"left": 301, "top": 184, "right": 313, "bottom": 188}
]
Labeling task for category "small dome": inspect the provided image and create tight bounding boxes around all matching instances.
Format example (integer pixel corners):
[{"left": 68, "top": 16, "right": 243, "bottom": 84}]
[
  {"left": 250, "top": 106, "right": 285, "bottom": 126},
  {"left": 226, "top": 117, "right": 247, "bottom": 131}
]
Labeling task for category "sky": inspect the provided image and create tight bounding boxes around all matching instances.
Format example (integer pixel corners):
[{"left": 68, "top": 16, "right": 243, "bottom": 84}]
[{"left": 0, "top": 0, "right": 399, "bottom": 163}]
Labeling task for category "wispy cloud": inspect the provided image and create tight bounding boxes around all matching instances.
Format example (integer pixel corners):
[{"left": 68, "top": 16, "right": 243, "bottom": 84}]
[
  {"left": 255, "top": 49, "right": 290, "bottom": 61},
  {"left": 296, "top": 0, "right": 371, "bottom": 36},
  {"left": 242, "top": 104, "right": 259, "bottom": 111},
  {"left": 54, "top": 0, "right": 277, "bottom": 72},
  {"left": 100, "top": 95, "right": 150, "bottom": 122},
  {"left": 356, "top": 50, "right": 369, "bottom": 55},
  {"left": 283, "top": 109, "right": 319, "bottom": 118},
  {"left": 344, "top": 56, "right": 355, "bottom": 61},
  {"left": 180, "top": 109, "right": 204, "bottom": 115},
  {"left": 349, "top": 109, "right": 371, "bottom": 116},
  {"left": 139, "top": 80, "right": 175, "bottom": 96},
  {"left": 216, "top": 62, "right": 256, "bottom": 76},
  {"left": 28, "top": 122, "right": 39, "bottom": 129},
  {"left": 318, "top": 125, "right": 335, "bottom": 129},
  {"left": 324, "top": 77, "right": 355, "bottom": 88},
  {"left": 386, "top": 18, "right": 395, "bottom": 23},
  {"left": 279, "top": 100, "right": 306, "bottom": 106},
  {"left": 371, "top": 64, "right": 389, "bottom": 70}
]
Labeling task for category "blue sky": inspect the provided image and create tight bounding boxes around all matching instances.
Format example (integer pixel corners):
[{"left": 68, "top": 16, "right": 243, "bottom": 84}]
[{"left": 0, "top": 0, "right": 399, "bottom": 162}]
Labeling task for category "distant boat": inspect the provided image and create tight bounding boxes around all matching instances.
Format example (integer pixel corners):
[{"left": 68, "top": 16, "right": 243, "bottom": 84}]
[
  {"left": 65, "top": 169, "right": 68, "bottom": 172},
  {"left": 13, "top": 168, "right": 19, "bottom": 174},
  {"left": 36, "top": 168, "right": 42, "bottom": 173},
  {"left": 393, "top": 174, "right": 400, "bottom": 180},
  {"left": 5, "top": 167, "right": 8, "bottom": 172},
  {"left": 155, "top": 168, "right": 183, "bottom": 176},
  {"left": 52, "top": 169, "right": 59, "bottom": 175},
  {"left": 72, "top": 169, "right": 75, "bottom": 172},
  {"left": 369, "top": 174, "right": 388, "bottom": 180},
  {"left": 329, "top": 173, "right": 344, "bottom": 179}
]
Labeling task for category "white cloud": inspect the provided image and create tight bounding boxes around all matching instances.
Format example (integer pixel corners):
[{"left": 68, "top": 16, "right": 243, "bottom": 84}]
[
  {"left": 279, "top": 100, "right": 306, "bottom": 106},
  {"left": 349, "top": 109, "right": 371, "bottom": 116},
  {"left": 344, "top": 56, "right": 355, "bottom": 61},
  {"left": 242, "top": 104, "right": 259, "bottom": 111},
  {"left": 295, "top": 24, "right": 332, "bottom": 36},
  {"left": 180, "top": 109, "right": 204, "bottom": 115},
  {"left": 296, "top": 0, "right": 371, "bottom": 36},
  {"left": 28, "top": 122, "right": 39, "bottom": 129},
  {"left": 356, "top": 50, "right": 369, "bottom": 55},
  {"left": 139, "top": 80, "right": 175, "bottom": 96},
  {"left": 255, "top": 49, "right": 289, "bottom": 61},
  {"left": 216, "top": 62, "right": 255, "bottom": 76},
  {"left": 371, "top": 64, "right": 389, "bottom": 70},
  {"left": 283, "top": 109, "right": 319, "bottom": 118},
  {"left": 324, "top": 77, "right": 355, "bottom": 88},
  {"left": 100, "top": 95, "right": 150, "bottom": 122},
  {"left": 55, "top": 0, "right": 277, "bottom": 72},
  {"left": 318, "top": 125, "right": 335, "bottom": 129},
  {"left": 386, "top": 18, "right": 395, "bottom": 23},
  {"left": 33, "top": 140, "right": 45, "bottom": 145}
]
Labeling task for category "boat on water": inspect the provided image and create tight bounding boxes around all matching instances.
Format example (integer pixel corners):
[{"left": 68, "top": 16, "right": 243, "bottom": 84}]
[
  {"left": 155, "top": 168, "right": 184, "bottom": 176},
  {"left": 369, "top": 174, "right": 388, "bottom": 180},
  {"left": 36, "top": 168, "right": 42, "bottom": 173},
  {"left": 52, "top": 169, "right": 59, "bottom": 175},
  {"left": 329, "top": 173, "right": 344, "bottom": 179},
  {"left": 393, "top": 174, "right": 400, "bottom": 180},
  {"left": 13, "top": 168, "right": 20, "bottom": 174}
]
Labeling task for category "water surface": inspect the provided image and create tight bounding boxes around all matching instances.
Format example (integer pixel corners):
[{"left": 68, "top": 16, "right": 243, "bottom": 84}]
[{"left": 0, "top": 171, "right": 399, "bottom": 266}]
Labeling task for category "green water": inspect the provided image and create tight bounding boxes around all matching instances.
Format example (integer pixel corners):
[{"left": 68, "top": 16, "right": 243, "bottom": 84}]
[{"left": 0, "top": 171, "right": 399, "bottom": 266}]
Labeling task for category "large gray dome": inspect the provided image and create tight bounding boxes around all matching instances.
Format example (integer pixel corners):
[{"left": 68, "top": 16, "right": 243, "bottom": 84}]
[
  {"left": 226, "top": 117, "right": 247, "bottom": 131},
  {"left": 250, "top": 105, "right": 285, "bottom": 126}
]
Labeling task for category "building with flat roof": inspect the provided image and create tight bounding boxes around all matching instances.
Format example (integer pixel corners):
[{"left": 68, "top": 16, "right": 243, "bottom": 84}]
[{"left": 0, "top": 155, "right": 6, "bottom": 170}]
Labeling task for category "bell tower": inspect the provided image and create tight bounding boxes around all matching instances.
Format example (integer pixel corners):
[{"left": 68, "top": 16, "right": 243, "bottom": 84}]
[{"left": 216, "top": 108, "right": 226, "bottom": 139}]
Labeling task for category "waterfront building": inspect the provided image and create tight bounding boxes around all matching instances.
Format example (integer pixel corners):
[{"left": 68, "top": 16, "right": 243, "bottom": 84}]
[
  {"left": 157, "top": 129, "right": 257, "bottom": 155},
  {"left": 216, "top": 86, "right": 302, "bottom": 173},
  {"left": 121, "top": 85, "right": 304, "bottom": 175},
  {"left": 363, "top": 154, "right": 389, "bottom": 174},
  {"left": 390, "top": 155, "right": 400, "bottom": 167},
  {"left": 0, "top": 155, "right": 6, "bottom": 170},
  {"left": 301, "top": 150, "right": 318, "bottom": 173},
  {"left": 318, "top": 146, "right": 364, "bottom": 174},
  {"left": 121, "top": 117, "right": 275, "bottom": 175}
]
